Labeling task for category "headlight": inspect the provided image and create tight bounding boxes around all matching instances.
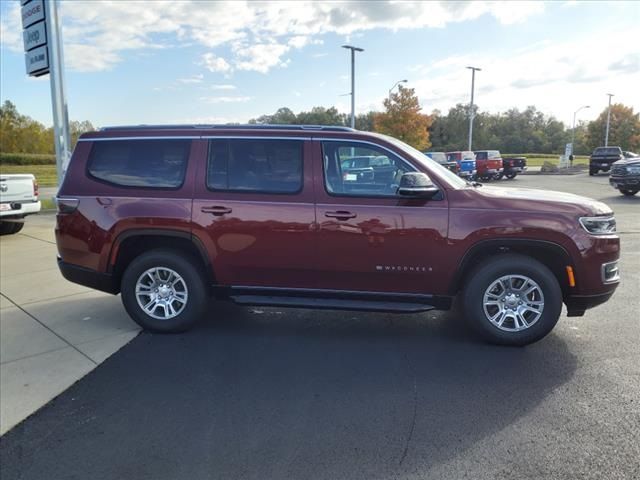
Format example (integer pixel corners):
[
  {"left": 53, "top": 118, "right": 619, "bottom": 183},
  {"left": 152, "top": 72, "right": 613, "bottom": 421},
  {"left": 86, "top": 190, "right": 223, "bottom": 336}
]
[
  {"left": 627, "top": 166, "right": 640, "bottom": 175},
  {"left": 579, "top": 216, "right": 616, "bottom": 235}
]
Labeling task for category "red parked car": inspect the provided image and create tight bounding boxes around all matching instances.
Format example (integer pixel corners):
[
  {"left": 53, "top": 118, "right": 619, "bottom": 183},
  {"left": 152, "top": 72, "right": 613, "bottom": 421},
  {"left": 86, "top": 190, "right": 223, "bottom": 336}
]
[
  {"left": 56, "top": 125, "right": 620, "bottom": 346},
  {"left": 474, "top": 150, "right": 504, "bottom": 181}
]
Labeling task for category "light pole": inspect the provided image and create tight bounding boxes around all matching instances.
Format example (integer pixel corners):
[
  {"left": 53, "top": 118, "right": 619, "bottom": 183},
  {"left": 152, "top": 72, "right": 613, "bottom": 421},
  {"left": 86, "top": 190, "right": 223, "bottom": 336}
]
[
  {"left": 571, "top": 105, "right": 590, "bottom": 160},
  {"left": 605, "top": 93, "right": 614, "bottom": 146},
  {"left": 342, "top": 45, "right": 364, "bottom": 128},
  {"left": 388, "top": 79, "right": 408, "bottom": 101},
  {"left": 466, "top": 66, "right": 481, "bottom": 151}
]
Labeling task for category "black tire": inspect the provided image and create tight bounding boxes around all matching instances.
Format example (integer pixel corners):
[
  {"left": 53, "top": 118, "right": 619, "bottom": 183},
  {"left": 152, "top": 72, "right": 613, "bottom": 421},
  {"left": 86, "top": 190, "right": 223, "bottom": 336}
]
[
  {"left": 0, "top": 222, "right": 23, "bottom": 235},
  {"left": 620, "top": 189, "right": 639, "bottom": 196},
  {"left": 121, "top": 249, "right": 208, "bottom": 333},
  {"left": 494, "top": 172, "right": 505, "bottom": 180},
  {"left": 461, "top": 254, "right": 562, "bottom": 346},
  {"left": 589, "top": 168, "right": 597, "bottom": 176},
  {"left": 505, "top": 172, "right": 518, "bottom": 180}
]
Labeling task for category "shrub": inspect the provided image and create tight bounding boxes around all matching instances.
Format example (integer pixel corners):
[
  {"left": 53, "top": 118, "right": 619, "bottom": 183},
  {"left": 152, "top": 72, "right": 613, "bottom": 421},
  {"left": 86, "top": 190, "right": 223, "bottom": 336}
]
[{"left": 0, "top": 153, "right": 56, "bottom": 165}]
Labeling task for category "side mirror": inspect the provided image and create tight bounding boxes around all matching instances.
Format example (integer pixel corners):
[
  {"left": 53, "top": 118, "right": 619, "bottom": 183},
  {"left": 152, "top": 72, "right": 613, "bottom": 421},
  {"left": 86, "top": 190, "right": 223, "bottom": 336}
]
[{"left": 397, "top": 172, "right": 439, "bottom": 199}]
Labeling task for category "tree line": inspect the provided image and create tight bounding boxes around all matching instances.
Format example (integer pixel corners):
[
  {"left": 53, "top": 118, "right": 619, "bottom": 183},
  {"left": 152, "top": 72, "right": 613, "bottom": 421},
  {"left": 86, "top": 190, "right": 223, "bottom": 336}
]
[
  {"left": 0, "top": 101, "right": 94, "bottom": 155},
  {"left": 2, "top": 90, "right": 639, "bottom": 156}
]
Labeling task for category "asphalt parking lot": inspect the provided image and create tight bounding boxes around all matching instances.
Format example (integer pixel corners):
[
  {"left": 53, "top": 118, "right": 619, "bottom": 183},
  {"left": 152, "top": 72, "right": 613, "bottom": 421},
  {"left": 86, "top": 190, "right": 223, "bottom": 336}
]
[{"left": 1, "top": 172, "right": 638, "bottom": 480}]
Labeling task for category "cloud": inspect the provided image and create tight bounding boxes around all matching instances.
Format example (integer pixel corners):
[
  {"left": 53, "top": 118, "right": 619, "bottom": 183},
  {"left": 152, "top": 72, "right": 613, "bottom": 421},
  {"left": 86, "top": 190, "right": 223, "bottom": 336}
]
[
  {"left": 1, "top": 1, "right": 546, "bottom": 73},
  {"left": 199, "top": 96, "right": 252, "bottom": 104},
  {"left": 609, "top": 55, "right": 640, "bottom": 74},
  {"left": 178, "top": 74, "right": 204, "bottom": 84},
  {"left": 410, "top": 28, "right": 639, "bottom": 122},
  {"left": 210, "top": 84, "right": 237, "bottom": 90},
  {"left": 201, "top": 53, "right": 232, "bottom": 73}
]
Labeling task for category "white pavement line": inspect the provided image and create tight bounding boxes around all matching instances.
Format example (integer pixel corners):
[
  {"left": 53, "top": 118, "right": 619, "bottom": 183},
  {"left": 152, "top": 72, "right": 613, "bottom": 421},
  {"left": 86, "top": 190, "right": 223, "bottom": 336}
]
[
  {"left": 17, "top": 232, "right": 56, "bottom": 245},
  {"left": 2, "top": 294, "right": 98, "bottom": 366}
]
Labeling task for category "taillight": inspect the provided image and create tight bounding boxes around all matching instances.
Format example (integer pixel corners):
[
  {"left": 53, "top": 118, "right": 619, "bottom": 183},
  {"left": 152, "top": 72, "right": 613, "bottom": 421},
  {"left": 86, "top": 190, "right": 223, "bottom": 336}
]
[
  {"left": 33, "top": 178, "right": 39, "bottom": 198},
  {"left": 56, "top": 197, "right": 79, "bottom": 214}
]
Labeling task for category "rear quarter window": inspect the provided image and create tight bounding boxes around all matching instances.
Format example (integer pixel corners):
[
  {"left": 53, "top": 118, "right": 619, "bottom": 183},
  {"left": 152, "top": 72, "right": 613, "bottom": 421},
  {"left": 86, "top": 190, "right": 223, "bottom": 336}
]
[{"left": 87, "top": 139, "right": 190, "bottom": 188}]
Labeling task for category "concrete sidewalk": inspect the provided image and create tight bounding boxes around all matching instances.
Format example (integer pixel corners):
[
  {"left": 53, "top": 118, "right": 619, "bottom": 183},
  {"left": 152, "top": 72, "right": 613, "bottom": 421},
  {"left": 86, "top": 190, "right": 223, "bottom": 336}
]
[{"left": 0, "top": 214, "right": 139, "bottom": 434}]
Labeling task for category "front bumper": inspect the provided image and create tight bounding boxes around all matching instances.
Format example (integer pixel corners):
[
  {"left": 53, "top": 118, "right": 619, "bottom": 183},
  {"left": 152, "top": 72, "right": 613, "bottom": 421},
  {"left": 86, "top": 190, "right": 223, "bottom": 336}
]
[
  {"left": 610, "top": 176, "right": 640, "bottom": 189},
  {"left": 0, "top": 200, "right": 41, "bottom": 218},
  {"left": 58, "top": 258, "right": 119, "bottom": 294},
  {"left": 565, "top": 290, "right": 616, "bottom": 317}
]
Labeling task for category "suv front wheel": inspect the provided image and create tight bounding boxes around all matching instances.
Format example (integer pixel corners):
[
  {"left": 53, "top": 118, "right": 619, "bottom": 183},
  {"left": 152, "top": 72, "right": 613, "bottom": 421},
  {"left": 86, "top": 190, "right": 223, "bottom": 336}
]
[
  {"left": 462, "top": 254, "right": 562, "bottom": 346},
  {"left": 121, "top": 249, "right": 208, "bottom": 333}
]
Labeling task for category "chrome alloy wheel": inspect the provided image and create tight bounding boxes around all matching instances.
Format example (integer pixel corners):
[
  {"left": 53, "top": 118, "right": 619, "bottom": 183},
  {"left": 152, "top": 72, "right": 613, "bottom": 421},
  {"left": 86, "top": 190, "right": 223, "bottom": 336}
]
[
  {"left": 482, "top": 274, "right": 545, "bottom": 332},
  {"left": 135, "top": 267, "right": 188, "bottom": 320}
]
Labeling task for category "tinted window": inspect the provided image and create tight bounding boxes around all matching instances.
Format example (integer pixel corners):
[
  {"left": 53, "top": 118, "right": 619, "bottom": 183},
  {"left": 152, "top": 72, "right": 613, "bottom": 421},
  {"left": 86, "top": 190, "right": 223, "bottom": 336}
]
[
  {"left": 322, "top": 141, "right": 412, "bottom": 197},
  {"left": 207, "top": 139, "right": 303, "bottom": 193},
  {"left": 88, "top": 140, "right": 190, "bottom": 188},
  {"left": 475, "top": 151, "right": 487, "bottom": 160},
  {"left": 594, "top": 147, "right": 622, "bottom": 155}
]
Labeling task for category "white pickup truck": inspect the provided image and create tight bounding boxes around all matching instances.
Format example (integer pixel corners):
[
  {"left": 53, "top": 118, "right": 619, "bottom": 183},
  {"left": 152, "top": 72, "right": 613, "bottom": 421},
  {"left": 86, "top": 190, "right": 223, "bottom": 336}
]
[{"left": 0, "top": 174, "right": 41, "bottom": 235}]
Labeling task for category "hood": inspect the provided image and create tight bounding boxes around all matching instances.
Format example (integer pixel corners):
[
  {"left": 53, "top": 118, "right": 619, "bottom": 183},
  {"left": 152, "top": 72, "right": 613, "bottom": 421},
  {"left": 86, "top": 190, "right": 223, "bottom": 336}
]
[
  {"left": 466, "top": 185, "right": 613, "bottom": 216},
  {"left": 613, "top": 157, "right": 640, "bottom": 167}
]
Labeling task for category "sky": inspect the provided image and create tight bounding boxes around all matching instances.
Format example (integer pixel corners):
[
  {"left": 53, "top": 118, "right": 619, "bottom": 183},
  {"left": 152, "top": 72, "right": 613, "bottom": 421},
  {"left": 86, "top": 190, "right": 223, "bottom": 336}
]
[{"left": 1, "top": 1, "right": 639, "bottom": 128}]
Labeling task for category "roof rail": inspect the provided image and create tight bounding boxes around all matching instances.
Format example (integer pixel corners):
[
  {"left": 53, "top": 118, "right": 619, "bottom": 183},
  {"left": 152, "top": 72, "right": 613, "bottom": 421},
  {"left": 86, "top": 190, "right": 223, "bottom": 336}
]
[{"left": 100, "top": 124, "right": 356, "bottom": 132}]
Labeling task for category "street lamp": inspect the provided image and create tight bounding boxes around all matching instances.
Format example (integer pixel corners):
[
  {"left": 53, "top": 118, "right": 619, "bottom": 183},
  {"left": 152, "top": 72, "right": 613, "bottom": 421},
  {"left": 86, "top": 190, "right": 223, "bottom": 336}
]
[
  {"left": 571, "top": 105, "right": 590, "bottom": 161},
  {"left": 388, "top": 79, "right": 408, "bottom": 101},
  {"left": 466, "top": 66, "right": 481, "bottom": 151},
  {"left": 342, "top": 45, "right": 364, "bottom": 129},
  {"left": 605, "top": 93, "right": 614, "bottom": 147}
]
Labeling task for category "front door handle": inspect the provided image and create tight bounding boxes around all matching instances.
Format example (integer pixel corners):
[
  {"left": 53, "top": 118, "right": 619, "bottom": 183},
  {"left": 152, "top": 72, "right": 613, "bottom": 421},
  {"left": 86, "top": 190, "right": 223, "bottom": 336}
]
[
  {"left": 325, "top": 210, "right": 357, "bottom": 220},
  {"left": 201, "top": 206, "right": 232, "bottom": 216}
]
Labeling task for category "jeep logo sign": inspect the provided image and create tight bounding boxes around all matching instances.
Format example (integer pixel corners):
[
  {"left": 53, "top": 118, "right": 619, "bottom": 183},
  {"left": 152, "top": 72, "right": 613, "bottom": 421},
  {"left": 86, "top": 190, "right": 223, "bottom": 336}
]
[{"left": 23, "top": 21, "right": 47, "bottom": 52}]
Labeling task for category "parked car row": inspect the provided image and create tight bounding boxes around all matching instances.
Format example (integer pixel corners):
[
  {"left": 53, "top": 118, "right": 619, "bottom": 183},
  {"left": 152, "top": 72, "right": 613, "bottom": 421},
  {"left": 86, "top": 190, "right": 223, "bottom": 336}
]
[{"left": 424, "top": 150, "right": 527, "bottom": 182}]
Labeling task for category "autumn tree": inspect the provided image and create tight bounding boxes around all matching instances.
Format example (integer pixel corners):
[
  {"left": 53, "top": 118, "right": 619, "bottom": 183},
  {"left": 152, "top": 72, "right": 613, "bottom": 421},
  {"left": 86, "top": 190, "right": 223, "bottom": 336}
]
[
  {"left": 373, "top": 86, "right": 432, "bottom": 150},
  {"left": 586, "top": 103, "right": 640, "bottom": 151}
]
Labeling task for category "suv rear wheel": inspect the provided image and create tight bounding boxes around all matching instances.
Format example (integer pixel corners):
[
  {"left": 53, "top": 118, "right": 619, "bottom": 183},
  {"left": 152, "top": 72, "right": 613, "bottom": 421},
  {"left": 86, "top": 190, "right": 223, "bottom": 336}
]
[
  {"left": 461, "top": 254, "right": 562, "bottom": 346},
  {"left": 121, "top": 249, "right": 208, "bottom": 332}
]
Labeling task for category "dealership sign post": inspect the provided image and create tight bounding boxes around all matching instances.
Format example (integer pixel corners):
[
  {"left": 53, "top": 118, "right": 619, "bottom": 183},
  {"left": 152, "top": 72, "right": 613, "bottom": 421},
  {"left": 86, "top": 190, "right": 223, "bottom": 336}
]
[{"left": 21, "top": 0, "right": 71, "bottom": 183}]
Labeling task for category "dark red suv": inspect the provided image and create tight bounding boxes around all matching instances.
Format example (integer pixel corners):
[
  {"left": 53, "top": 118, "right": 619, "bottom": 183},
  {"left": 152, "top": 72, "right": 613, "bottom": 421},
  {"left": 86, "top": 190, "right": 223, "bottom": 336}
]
[{"left": 55, "top": 125, "right": 620, "bottom": 345}]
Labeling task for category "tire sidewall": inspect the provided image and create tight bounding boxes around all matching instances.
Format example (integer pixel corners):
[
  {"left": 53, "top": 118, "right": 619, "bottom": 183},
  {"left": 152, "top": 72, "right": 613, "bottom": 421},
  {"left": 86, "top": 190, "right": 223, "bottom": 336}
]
[
  {"left": 463, "top": 255, "right": 563, "bottom": 346},
  {"left": 121, "top": 250, "right": 207, "bottom": 333}
]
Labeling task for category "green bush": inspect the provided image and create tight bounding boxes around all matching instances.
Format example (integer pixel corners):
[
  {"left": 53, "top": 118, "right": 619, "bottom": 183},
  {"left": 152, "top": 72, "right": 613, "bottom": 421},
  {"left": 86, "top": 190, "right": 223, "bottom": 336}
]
[{"left": 0, "top": 152, "right": 56, "bottom": 165}]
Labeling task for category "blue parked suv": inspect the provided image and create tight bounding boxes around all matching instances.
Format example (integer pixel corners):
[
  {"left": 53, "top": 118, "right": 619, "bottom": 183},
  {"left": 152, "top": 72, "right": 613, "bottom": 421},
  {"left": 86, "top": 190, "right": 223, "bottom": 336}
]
[{"left": 447, "top": 151, "right": 477, "bottom": 179}]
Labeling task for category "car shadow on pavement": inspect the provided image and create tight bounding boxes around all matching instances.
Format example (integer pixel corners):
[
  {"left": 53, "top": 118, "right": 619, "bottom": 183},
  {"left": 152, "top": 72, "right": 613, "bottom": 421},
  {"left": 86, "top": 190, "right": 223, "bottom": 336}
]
[{"left": 0, "top": 299, "right": 577, "bottom": 480}]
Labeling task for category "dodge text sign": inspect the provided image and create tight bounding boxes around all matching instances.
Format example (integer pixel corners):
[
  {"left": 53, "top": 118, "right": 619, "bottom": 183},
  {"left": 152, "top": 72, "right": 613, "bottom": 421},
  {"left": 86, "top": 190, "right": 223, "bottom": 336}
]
[{"left": 21, "top": 0, "right": 45, "bottom": 29}]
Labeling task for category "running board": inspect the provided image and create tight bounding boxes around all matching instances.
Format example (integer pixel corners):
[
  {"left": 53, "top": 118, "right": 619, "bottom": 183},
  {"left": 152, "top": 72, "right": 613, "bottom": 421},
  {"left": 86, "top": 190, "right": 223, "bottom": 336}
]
[{"left": 229, "top": 295, "right": 435, "bottom": 313}]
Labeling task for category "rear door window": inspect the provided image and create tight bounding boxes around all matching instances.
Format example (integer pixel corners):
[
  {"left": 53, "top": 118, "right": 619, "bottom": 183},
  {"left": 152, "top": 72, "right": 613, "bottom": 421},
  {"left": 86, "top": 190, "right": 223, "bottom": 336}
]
[
  {"left": 87, "top": 139, "right": 190, "bottom": 188},
  {"left": 207, "top": 139, "right": 303, "bottom": 194}
]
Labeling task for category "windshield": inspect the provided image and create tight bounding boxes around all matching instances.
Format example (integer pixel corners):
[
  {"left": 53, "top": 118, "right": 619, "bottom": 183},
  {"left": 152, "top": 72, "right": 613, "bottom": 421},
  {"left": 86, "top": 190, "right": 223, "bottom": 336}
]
[
  {"left": 370, "top": 133, "right": 468, "bottom": 188},
  {"left": 595, "top": 147, "right": 621, "bottom": 155}
]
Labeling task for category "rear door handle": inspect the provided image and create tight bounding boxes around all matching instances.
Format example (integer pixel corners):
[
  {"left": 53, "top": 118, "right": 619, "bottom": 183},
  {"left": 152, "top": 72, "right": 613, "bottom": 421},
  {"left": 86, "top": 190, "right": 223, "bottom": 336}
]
[
  {"left": 201, "top": 206, "right": 232, "bottom": 216},
  {"left": 325, "top": 210, "right": 357, "bottom": 220}
]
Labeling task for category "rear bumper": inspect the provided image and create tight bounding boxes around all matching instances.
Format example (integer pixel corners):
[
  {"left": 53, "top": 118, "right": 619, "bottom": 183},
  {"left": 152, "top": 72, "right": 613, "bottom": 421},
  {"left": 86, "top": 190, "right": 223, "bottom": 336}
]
[
  {"left": 0, "top": 200, "right": 41, "bottom": 218},
  {"left": 565, "top": 290, "right": 617, "bottom": 317},
  {"left": 58, "top": 258, "right": 119, "bottom": 294}
]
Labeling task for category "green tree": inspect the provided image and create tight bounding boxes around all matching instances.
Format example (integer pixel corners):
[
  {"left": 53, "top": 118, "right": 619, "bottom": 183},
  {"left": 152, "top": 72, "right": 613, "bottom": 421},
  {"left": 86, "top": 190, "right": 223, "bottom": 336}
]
[
  {"left": 586, "top": 104, "right": 640, "bottom": 151},
  {"left": 373, "top": 85, "right": 432, "bottom": 150}
]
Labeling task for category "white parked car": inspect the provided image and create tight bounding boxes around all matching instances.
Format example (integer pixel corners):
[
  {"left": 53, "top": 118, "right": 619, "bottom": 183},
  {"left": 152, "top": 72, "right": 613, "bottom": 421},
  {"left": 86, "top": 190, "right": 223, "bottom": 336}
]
[{"left": 0, "top": 174, "right": 41, "bottom": 235}]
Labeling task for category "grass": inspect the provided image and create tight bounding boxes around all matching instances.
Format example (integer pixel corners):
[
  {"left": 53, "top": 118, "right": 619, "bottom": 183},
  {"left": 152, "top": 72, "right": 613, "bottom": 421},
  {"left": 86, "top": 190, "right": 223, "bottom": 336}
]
[
  {"left": 41, "top": 198, "right": 56, "bottom": 210},
  {"left": 0, "top": 153, "right": 591, "bottom": 187},
  {"left": 0, "top": 164, "right": 58, "bottom": 187},
  {"left": 523, "top": 155, "right": 588, "bottom": 167}
]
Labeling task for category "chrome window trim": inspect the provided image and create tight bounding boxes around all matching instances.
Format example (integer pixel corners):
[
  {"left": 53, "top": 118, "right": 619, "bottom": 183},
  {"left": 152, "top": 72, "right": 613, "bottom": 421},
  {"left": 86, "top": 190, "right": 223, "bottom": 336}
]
[
  {"left": 202, "top": 136, "right": 310, "bottom": 141},
  {"left": 78, "top": 136, "right": 200, "bottom": 142},
  {"left": 314, "top": 137, "right": 417, "bottom": 172},
  {"left": 80, "top": 136, "right": 310, "bottom": 142}
]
